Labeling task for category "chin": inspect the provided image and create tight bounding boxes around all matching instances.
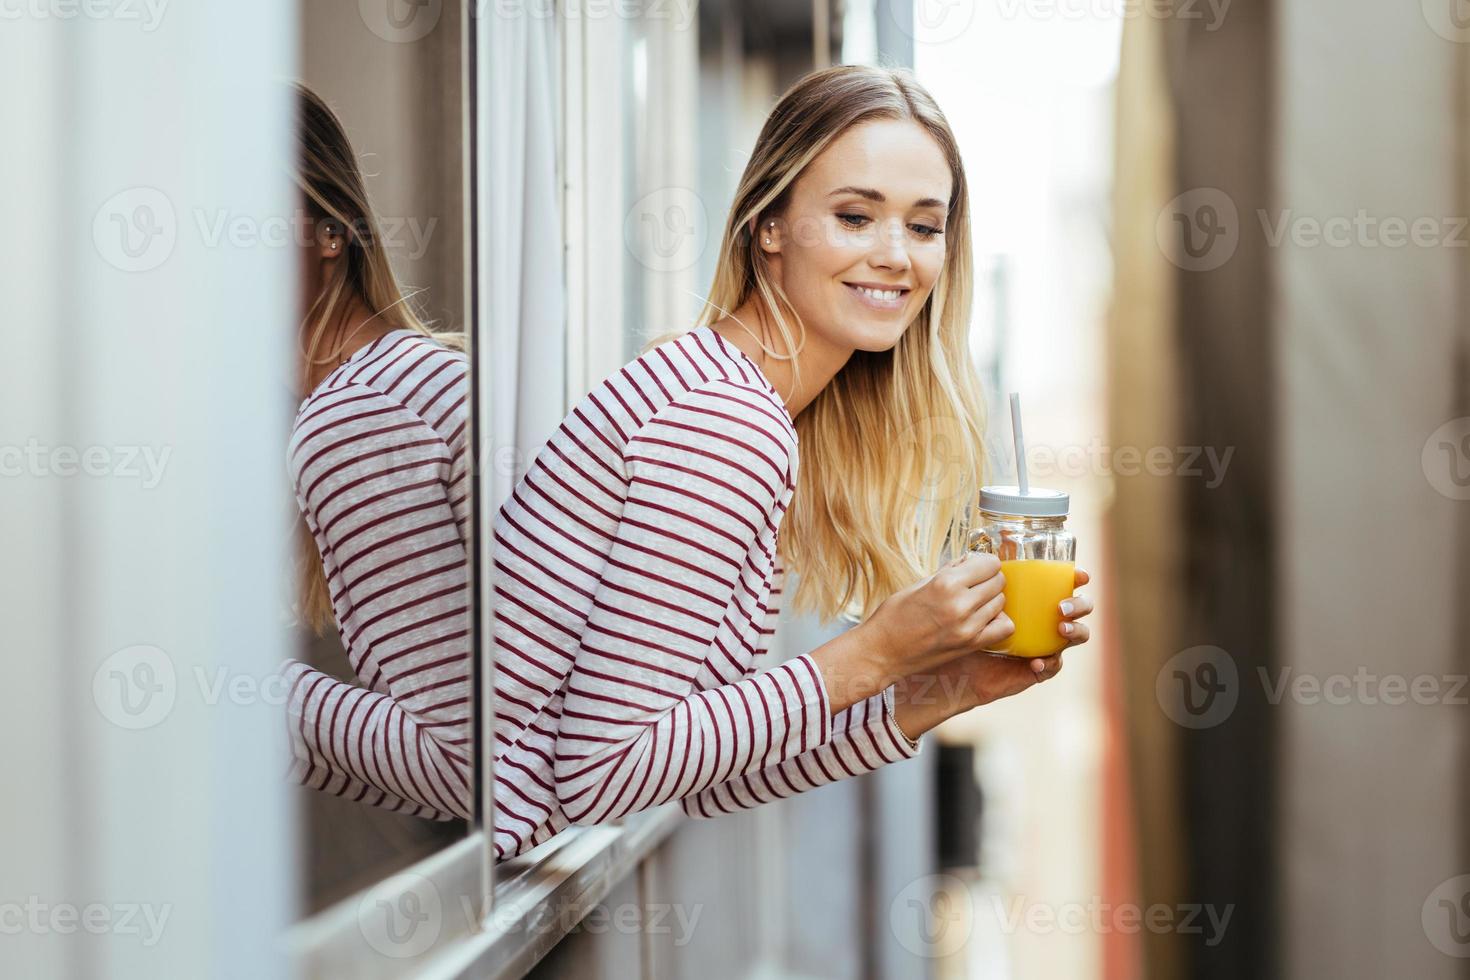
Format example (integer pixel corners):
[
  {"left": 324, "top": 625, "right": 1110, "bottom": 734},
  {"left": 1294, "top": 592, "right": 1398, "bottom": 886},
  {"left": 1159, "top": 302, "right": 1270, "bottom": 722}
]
[{"left": 847, "top": 314, "right": 915, "bottom": 353}]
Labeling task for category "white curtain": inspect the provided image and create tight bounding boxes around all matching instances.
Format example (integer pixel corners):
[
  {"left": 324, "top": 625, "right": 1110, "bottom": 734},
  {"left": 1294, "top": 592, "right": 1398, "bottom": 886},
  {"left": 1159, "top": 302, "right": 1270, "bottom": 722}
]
[{"left": 481, "top": 12, "right": 567, "bottom": 510}]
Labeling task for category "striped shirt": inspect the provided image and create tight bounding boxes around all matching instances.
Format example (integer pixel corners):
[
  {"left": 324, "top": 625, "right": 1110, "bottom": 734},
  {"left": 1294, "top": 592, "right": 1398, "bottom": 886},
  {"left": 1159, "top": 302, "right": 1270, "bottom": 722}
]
[
  {"left": 489, "top": 325, "right": 920, "bottom": 862},
  {"left": 283, "top": 330, "right": 474, "bottom": 821},
  {"left": 281, "top": 325, "right": 922, "bottom": 858}
]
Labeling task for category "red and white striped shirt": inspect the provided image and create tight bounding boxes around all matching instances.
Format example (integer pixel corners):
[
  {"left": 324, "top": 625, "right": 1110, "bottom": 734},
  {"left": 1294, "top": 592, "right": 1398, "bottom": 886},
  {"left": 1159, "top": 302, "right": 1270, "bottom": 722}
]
[
  {"left": 282, "top": 326, "right": 921, "bottom": 860},
  {"left": 489, "top": 326, "right": 919, "bottom": 861},
  {"left": 284, "top": 330, "right": 474, "bottom": 821}
]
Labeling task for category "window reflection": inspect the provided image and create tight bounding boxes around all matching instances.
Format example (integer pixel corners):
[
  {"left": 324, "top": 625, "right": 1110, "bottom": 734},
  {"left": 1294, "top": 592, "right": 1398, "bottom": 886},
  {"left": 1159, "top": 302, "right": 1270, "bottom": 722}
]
[{"left": 291, "top": 1, "right": 471, "bottom": 914}]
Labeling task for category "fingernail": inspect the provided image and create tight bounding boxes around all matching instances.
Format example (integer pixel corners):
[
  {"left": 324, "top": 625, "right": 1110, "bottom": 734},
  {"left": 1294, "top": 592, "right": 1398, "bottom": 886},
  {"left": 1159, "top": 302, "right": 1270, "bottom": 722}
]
[
  {"left": 1061, "top": 622, "right": 1075, "bottom": 636},
  {"left": 1060, "top": 600, "right": 1074, "bottom": 616}
]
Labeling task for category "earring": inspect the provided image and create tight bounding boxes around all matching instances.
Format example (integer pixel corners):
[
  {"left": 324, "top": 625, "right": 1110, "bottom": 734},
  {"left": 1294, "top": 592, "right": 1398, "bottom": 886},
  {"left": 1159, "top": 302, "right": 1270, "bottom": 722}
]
[{"left": 765, "top": 222, "right": 773, "bottom": 246}]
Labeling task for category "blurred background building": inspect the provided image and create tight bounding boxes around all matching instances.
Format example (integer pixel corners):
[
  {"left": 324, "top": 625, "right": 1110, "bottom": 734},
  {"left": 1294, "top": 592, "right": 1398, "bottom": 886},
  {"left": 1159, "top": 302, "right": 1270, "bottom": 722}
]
[{"left": 2, "top": 0, "right": 1467, "bottom": 978}]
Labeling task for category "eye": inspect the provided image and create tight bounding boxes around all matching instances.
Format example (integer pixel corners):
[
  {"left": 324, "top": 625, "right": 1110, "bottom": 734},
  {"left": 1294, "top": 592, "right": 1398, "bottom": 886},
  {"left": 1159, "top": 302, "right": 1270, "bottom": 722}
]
[
  {"left": 910, "top": 223, "right": 943, "bottom": 239},
  {"left": 836, "top": 212, "right": 871, "bottom": 228}
]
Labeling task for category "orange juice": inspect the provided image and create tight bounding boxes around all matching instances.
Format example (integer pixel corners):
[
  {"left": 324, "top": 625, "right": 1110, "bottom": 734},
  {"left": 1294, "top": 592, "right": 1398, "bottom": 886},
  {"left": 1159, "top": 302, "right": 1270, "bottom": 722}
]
[{"left": 986, "top": 558, "right": 1076, "bottom": 659}]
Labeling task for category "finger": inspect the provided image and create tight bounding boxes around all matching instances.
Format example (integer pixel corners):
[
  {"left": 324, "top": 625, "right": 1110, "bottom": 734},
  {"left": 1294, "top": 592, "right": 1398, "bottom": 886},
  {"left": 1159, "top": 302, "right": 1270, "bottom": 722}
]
[
  {"left": 1059, "top": 595, "right": 1094, "bottom": 620},
  {"left": 1073, "top": 567, "right": 1091, "bottom": 587},
  {"left": 945, "top": 551, "right": 1003, "bottom": 589},
  {"left": 1027, "top": 654, "right": 1062, "bottom": 680},
  {"left": 973, "top": 610, "right": 1015, "bottom": 650},
  {"left": 962, "top": 590, "right": 1007, "bottom": 636},
  {"left": 1059, "top": 620, "right": 1090, "bottom": 646}
]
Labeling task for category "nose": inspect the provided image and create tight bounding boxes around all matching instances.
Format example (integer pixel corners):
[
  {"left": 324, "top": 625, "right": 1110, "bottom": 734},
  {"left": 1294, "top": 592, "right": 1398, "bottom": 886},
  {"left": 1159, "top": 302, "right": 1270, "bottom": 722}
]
[{"left": 869, "top": 217, "right": 912, "bottom": 274}]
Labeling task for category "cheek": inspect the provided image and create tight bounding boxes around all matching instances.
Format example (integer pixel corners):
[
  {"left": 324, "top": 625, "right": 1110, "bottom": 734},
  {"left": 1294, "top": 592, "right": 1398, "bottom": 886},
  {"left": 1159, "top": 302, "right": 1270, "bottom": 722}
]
[{"left": 915, "top": 243, "right": 946, "bottom": 291}]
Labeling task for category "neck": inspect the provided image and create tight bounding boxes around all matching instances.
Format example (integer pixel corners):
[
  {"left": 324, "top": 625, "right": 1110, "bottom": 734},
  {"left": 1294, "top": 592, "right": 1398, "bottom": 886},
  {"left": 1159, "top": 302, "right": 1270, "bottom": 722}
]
[
  {"left": 709, "top": 298, "right": 854, "bottom": 418},
  {"left": 299, "top": 299, "right": 399, "bottom": 396}
]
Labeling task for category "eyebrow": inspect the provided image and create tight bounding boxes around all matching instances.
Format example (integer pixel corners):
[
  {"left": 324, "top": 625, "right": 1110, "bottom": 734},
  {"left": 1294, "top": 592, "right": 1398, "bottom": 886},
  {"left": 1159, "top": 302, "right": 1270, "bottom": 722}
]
[{"left": 827, "top": 185, "right": 947, "bottom": 210}]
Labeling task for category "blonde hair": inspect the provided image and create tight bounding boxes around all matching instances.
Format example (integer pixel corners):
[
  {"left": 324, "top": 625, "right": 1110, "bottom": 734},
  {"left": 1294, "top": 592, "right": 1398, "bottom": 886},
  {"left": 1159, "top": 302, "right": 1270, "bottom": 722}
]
[
  {"left": 293, "top": 83, "right": 464, "bottom": 634},
  {"left": 685, "top": 65, "right": 988, "bottom": 621}
]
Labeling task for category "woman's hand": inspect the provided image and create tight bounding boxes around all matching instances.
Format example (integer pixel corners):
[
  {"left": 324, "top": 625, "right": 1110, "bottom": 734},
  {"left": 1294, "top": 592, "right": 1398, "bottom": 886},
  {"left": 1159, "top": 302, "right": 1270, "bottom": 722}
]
[
  {"left": 863, "top": 551, "right": 1015, "bottom": 679},
  {"left": 889, "top": 566, "right": 1095, "bottom": 738},
  {"left": 947, "top": 564, "right": 1095, "bottom": 701}
]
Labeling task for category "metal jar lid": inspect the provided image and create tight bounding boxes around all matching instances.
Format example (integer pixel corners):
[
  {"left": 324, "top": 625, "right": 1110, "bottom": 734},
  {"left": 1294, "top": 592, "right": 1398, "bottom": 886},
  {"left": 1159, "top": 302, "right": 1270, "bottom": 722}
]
[{"left": 978, "top": 485, "right": 1070, "bottom": 518}]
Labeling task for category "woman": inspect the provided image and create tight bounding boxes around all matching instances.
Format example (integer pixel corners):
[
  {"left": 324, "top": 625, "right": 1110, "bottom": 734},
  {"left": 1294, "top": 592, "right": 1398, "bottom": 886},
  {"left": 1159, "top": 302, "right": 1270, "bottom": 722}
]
[
  {"left": 489, "top": 65, "right": 1093, "bottom": 861},
  {"left": 282, "top": 85, "right": 474, "bottom": 821}
]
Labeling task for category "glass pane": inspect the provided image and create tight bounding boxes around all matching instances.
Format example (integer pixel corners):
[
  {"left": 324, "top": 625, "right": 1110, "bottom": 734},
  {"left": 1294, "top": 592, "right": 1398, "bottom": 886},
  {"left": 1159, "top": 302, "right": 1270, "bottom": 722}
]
[{"left": 291, "top": 1, "right": 473, "bottom": 915}]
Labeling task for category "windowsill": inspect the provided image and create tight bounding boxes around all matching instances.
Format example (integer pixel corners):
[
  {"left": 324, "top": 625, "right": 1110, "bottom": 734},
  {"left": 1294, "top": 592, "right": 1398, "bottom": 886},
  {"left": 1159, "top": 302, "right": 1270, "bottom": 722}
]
[{"left": 286, "top": 806, "right": 685, "bottom": 979}]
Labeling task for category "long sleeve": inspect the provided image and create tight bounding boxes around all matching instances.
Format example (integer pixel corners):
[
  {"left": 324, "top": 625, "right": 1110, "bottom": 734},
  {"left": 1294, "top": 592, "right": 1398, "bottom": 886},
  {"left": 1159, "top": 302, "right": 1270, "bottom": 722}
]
[
  {"left": 679, "top": 683, "right": 922, "bottom": 818},
  {"left": 551, "top": 378, "right": 835, "bottom": 826},
  {"left": 282, "top": 383, "right": 473, "bottom": 821}
]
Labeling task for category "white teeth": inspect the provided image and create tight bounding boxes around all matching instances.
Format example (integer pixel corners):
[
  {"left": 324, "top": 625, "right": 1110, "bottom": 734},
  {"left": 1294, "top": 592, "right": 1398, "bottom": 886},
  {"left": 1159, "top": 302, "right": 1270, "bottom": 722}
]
[{"left": 854, "top": 286, "right": 902, "bottom": 302}]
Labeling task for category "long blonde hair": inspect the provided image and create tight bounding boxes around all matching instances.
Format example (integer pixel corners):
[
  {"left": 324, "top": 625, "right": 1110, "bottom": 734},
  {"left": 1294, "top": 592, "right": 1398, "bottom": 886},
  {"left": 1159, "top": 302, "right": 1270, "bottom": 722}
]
[
  {"left": 691, "top": 65, "right": 988, "bottom": 621},
  {"left": 293, "top": 83, "right": 463, "bottom": 634}
]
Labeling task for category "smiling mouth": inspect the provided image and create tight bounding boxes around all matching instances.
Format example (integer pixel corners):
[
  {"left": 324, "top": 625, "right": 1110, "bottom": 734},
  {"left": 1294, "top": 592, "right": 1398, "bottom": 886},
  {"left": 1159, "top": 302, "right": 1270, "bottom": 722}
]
[{"left": 844, "top": 282, "right": 911, "bottom": 310}]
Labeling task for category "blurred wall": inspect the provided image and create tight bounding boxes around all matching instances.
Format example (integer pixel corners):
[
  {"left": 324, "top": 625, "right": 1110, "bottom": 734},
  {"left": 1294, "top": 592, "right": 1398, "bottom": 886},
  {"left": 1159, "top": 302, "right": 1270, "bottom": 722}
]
[{"left": 1276, "top": 1, "right": 1469, "bottom": 977}]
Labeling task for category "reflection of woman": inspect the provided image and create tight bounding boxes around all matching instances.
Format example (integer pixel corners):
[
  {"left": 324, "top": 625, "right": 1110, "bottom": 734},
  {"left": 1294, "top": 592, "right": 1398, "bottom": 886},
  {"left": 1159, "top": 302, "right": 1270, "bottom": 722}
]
[
  {"left": 490, "top": 66, "right": 1093, "bottom": 861},
  {"left": 281, "top": 86, "right": 473, "bottom": 820}
]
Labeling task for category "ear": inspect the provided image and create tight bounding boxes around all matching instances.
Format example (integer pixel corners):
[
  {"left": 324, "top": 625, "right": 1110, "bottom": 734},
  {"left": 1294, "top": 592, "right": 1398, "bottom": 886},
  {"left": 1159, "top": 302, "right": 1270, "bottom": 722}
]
[
  {"left": 756, "top": 216, "right": 783, "bottom": 255},
  {"left": 318, "top": 221, "right": 347, "bottom": 261}
]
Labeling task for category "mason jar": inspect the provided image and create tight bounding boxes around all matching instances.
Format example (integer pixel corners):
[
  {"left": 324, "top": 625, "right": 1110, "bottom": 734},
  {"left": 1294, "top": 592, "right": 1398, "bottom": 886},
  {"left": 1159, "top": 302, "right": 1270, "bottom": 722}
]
[{"left": 966, "top": 485, "right": 1076, "bottom": 659}]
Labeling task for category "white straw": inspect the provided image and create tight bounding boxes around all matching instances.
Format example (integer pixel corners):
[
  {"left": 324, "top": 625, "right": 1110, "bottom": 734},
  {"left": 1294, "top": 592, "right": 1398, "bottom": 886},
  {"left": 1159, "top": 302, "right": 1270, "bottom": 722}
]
[{"left": 1009, "top": 392, "right": 1029, "bottom": 495}]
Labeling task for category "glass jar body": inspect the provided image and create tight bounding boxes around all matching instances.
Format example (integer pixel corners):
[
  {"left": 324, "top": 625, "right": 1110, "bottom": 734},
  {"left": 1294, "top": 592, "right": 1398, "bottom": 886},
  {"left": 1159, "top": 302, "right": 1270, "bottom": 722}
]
[{"left": 968, "top": 512, "right": 1077, "bottom": 658}]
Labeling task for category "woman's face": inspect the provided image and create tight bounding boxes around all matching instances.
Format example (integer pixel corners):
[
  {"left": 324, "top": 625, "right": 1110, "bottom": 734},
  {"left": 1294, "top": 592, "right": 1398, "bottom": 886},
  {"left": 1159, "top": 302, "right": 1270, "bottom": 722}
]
[{"left": 763, "top": 118, "right": 952, "bottom": 354}]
